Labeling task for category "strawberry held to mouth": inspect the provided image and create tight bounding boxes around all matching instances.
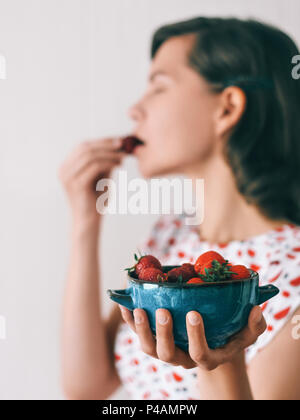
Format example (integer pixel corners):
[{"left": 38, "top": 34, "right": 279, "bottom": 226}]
[{"left": 120, "top": 135, "right": 145, "bottom": 154}]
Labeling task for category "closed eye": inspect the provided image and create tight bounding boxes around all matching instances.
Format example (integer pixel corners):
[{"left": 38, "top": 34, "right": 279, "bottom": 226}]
[{"left": 152, "top": 86, "right": 166, "bottom": 94}]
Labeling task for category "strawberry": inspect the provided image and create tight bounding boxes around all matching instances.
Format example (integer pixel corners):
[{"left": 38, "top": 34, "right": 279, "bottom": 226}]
[
  {"left": 181, "top": 263, "right": 196, "bottom": 278},
  {"left": 125, "top": 254, "right": 162, "bottom": 276},
  {"left": 194, "top": 251, "right": 226, "bottom": 274},
  {"left": 198, "top": 259, "right": 235, "bottom": 282},
  {"left": 229, "top": 265, "right": 251, "bottom": 280},
  {"left": 186, "top": 277, "right": 205, "bottom": 285},
  {"left": 167, "top": 266, "right": 194, "bottom": 283},
  {"left": 120, "top": 135, "right": 144, "bottom": 154},
  {"left": 138, "top": 267, "right": 167, "bottom": 283}
]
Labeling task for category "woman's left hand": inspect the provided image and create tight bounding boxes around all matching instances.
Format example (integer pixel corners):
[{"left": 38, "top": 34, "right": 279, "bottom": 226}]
[{"left": 118, "top": 305, "right": 267, "bottom": 371}]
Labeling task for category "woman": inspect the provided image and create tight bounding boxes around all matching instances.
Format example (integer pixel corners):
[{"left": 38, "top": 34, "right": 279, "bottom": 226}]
[{"left": 59, "top": 16, "right": 300, "bottom": 400}]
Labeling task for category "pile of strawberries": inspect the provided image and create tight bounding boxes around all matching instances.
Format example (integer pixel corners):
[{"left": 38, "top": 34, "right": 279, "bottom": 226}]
[{"left": 125, "top": 251, "right": 251, "bottom": 284}]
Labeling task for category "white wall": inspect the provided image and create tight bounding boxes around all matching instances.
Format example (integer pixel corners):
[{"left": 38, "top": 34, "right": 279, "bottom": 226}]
[{"left": 0, "top": 0, "right": 299, "bottom": 400}]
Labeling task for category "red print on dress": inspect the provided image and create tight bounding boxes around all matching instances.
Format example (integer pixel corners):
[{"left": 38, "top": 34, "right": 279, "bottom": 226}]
[
  {"left": 147, "top": 238, "right": 156, "bottom": 248},
  {"left": 269, "top": 271, "right": 282, "bottom": 283},
  {"left": 172, "top": 372, "right": 183, "bottom": 382},
  {"left": 248, "top": 249, "right": 256, "bottom": 257},
  {"left": 290, "top": 276, "right": 300, "bottom": 287},
  {"left": 168, "top": 237, "right": 176, "bottom": 246},
  {"left": 147, "top": 365, "right": 157, "bottom": 373},
  {"left": 160, "top": 390, "right": 170, "bottom": 398},
  {"left": 274, "top": 307, "right": 291, "bottom": 320},
  {"left": 286, "top": 253, "right": 296, "bottom": 259},
  {"left": 174, "top": 219, "right": 182, "bottom": 228},
  {"left": 261, "top": 302, "right": 268, "bottom": 312},
  {"left": 130, "top": 358, "right": 140, "bottom": 366}
]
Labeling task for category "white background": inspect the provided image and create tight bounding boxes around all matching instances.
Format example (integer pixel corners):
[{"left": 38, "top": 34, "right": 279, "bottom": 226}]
[{"left": 0, "top": 0, "right": 299, "bottom": 400}]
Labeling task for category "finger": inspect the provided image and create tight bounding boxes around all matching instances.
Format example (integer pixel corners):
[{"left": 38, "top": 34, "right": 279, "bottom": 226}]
[
  {"left": 64, "top": 137, "right": 124, "bottom": 168},
  {"left": 88, "top": 136, "right": 123, "bottom": 151},
  {"left": 248, "top": 305, "right": 267, "bottom": 339},
  {"left": 119, "top": 305, "right": 136, "bottom": 333},
  {"left": 156, "top": 309, "right": 196, "bottom": 369},
  {"left": 186, "top": 312, "right": 215, "bottom": 370},
  {"left": 68, "top": 150, "right": 125, "bottom": 179},
  {"left": 133, "top": 309, "right": 157, "bottom": 357},
  {"left": 75, "top": 160, "right": 119, "bottom": 189}
]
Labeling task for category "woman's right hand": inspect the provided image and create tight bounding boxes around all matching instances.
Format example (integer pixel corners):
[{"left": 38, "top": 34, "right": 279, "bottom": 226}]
[{"left": 58, "top": 136, "right": 126, "bottom": 224}]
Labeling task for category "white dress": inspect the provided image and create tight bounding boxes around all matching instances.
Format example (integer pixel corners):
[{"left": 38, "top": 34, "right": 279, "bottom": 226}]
[{"left": 113, "top": 214, "right": 300, "bottom": 400}]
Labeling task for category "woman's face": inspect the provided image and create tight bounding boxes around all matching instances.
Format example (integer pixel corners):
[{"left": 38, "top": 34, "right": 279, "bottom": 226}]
[{"left": 128, "top": 34, "right": 221, "bottom": 178}]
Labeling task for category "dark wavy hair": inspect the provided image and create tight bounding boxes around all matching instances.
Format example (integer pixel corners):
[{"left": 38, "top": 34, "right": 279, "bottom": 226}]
[{"left": 150, "top": 17, "right": 300, "bottom": 225}]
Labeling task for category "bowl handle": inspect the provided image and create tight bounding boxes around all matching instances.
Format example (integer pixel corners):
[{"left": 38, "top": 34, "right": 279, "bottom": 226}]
[
  {"left": 258, "top": 284, "right": 280, "bottom": 305},
  {"left": 107, "top": 288, "right": 134, "bottom": 311}
]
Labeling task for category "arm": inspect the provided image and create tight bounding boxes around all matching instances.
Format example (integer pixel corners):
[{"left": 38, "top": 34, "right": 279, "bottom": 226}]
[
  {"left": 247, "top": 306, "right": 300, "bottom": 400},
  {"left": 59, "top": 136, "right": 126, "bottom": 400},
  {"left": 195, "top": 352, "right": 253, "bottom": 400},
  {"left": 61, "top": 218, "right": 115, "bottom": 400},
  {"left": 196, "top": 306, "right": 300, "bottom": 400}
]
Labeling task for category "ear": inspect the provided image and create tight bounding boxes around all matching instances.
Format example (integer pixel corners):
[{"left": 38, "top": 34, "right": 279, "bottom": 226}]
[{"left": 214, "top": 86, "right": 247, "bottom": 138}]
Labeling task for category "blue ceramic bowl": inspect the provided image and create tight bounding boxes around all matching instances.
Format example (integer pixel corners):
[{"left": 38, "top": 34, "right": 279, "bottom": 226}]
[{"left": 107, "top": 266, "right": 279, "bottom": 352}]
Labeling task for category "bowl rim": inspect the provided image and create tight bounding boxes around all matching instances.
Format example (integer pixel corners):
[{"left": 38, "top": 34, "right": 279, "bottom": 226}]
[{"left": 127, "top": 266, "right": 259, "bottom": 288}]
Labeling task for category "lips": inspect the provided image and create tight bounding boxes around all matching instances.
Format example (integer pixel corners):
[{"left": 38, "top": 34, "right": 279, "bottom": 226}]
[{"left": 120, "top": 135, "right": 145, "bottom": 154}]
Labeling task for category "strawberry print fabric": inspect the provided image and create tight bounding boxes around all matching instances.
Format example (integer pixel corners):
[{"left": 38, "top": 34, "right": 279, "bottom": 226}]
[{"left": 113, "top": 213, "right": 300, "bottom": 399}]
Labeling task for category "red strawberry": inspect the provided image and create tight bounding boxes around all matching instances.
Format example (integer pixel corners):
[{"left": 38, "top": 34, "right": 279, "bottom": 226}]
[
  {"left": 186, "top": 277, "right": 205, "bottom": 284},
  {"left": 125, "top": 254, "right": 162, "bottom": 276},
  {"left": 138, "top": 267, "right": 167, "bottom": 283},
  {"left": 120, "top": 135, "right": 144, "bottom": 154},
  {"left": 181, "top": 263, "right": 196, "bottom": 278},
  {"left": 167, "top": 266, "right": 194, "bottom": 283},
  {"left": 135, "top": 255, "right": 162, "bottom": 276},
  {"left": 197, "top": 259, "right": 235, "bottom": 282},
  {"left": 230, "top": 265, "right": 251, "bottom": 280},
  {"left": 194, "top": 251, "right": 226, "bottom": 274}
]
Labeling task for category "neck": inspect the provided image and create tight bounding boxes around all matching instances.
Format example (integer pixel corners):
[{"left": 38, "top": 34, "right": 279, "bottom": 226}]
[{"left": 184, "top": 153, "right": 288, "bottom": 244}]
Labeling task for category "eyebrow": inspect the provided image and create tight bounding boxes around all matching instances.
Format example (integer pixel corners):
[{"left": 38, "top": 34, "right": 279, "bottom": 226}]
[{"left": 148, "top": 70, "right": 173, "bottom": 82}]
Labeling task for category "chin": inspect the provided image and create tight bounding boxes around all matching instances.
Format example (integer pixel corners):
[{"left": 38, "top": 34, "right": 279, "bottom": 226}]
[{"left": 138, "top": 162, "right": 179, "bottom": 179}]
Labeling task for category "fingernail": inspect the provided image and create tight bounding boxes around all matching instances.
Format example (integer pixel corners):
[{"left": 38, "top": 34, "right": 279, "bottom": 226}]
[
  {"left": 188, "top": 312, "right": 200, "bottom": 326},
  {"left": 134, "top": 311, "right": 143, "bottom": 325},
  {"left": 158, "top": 313, "right": 169, "bottom": 325}
]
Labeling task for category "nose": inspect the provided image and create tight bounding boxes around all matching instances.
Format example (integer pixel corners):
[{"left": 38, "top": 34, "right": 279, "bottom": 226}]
[{"left": 127, "top": 101, "right": 144, "bottom": 122}]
